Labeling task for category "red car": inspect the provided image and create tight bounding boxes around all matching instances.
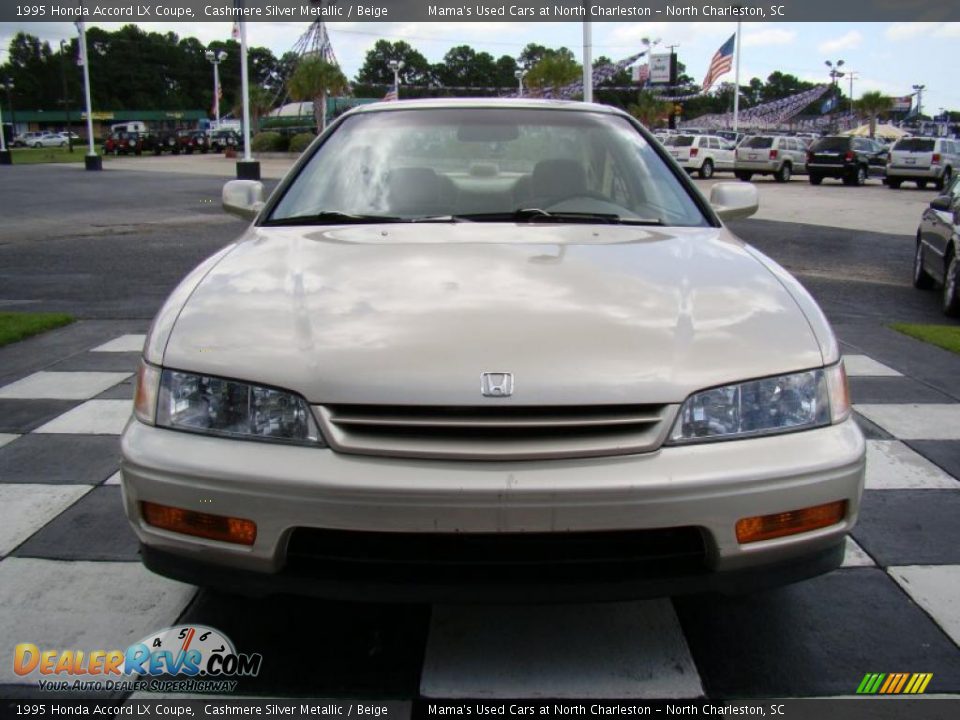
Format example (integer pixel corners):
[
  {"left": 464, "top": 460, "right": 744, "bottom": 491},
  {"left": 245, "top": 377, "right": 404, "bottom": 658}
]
[
  {"left": 176, "top": 130, "right": 209, "bottom": 154},
  {"left": 103, "top": 131, "right": 146, "bottom": 156}
]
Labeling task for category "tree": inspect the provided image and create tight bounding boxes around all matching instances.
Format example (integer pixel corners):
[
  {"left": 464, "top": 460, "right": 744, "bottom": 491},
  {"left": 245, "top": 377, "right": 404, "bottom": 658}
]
[
  {"left": 526, "top": 53, "right": 581, "bottom": 94},
  {"left": 494, "top": 55, "right": 518, "bottom": 90},
  {"left": 855, "top": 91, "right": 894, "bottom": 137},
  {"left": 233, "top": 85, "right": 275, "bottom": 132},
  {"left": 628, "top": 91, "right": 670, "bottom": 128},
  {"left": 356, "top": 40, "right": 432, "bottom": 86},
  {"left": 288, "top": 56, "right": 348, "bottom": 133},
  {"left": 437, "top": 45, "right": 498, "bottom": 88}
]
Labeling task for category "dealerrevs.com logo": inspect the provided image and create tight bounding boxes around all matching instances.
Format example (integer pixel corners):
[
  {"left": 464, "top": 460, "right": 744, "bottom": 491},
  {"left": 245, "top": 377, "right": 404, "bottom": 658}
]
[{"left": 13, "top": 625, "right": 262, "bottom": 693}]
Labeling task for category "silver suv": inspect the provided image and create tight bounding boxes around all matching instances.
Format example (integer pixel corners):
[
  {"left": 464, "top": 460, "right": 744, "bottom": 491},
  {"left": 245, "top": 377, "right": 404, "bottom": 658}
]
[
  {"left": 885, "top": 137, "right": 959, "bottom": 190},
  {"left": 735, "top": 135, "right": 808, "bottom": 183}
]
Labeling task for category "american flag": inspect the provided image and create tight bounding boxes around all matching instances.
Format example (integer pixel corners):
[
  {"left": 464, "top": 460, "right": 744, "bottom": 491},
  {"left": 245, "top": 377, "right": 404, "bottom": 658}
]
[
  {"left": 632, "top": 63, "right": 650, "bottom": 85},
  {"left": 382, "top": 87, "right": 398, "bottom": 102},
  {"left": 702, "top": 34, "right": 735, "bottom": 92}
]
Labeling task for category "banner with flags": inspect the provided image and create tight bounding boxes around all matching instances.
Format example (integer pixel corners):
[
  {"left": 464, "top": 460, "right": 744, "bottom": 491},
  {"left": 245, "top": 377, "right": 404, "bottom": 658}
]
[
  {"left": 681, "top": 84, "right": 831, "bottom": 130},
  {"left": 702, "top": 34, "right": 735, "bottom": 92}
]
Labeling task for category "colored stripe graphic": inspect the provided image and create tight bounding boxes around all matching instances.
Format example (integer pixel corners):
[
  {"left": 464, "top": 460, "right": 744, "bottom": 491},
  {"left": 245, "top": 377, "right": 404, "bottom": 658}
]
[{"left": 857, "top": 673, "right": 932, "bottom": 694}]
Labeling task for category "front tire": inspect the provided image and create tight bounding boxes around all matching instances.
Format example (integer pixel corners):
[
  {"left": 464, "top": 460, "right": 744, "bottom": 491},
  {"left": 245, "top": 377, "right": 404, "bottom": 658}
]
[
  {"left": 944, "top": 252, "right": 960, "bottom": 317},
  {"left": 774, "top": 163, "right": 792, "bottom": 183},
  {"left": 809, "top": 174, "right": 823, "bottom": 185},
  {"left": 914, "top": 239, "right": 936, "bottom": 290},
  {"left": 698, "top": 159, "right": 714, "bottom": 179}
]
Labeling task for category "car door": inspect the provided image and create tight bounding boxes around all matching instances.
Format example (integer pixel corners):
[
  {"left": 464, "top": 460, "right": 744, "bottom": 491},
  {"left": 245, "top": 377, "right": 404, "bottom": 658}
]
[
  {"left": 922, "top": 176, "right": 960, "bottom": 272},
  {"left": 866, "top": 140, "right": 887, "bottom": 176}
]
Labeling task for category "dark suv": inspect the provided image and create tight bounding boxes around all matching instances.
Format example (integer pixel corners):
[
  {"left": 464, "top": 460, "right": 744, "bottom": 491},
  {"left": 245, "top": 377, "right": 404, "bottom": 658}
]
[
  {"left": 806, "top": 136, "right": 887, "bottom": 186},
  {"left": 209, "top": 129, "right": 241, "bottom": 153}
]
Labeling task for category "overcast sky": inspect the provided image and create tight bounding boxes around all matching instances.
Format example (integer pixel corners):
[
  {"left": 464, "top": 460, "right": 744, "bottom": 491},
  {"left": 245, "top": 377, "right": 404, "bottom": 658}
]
[{"left": 1, "top": 21, "right": 957, "bottom": 114}]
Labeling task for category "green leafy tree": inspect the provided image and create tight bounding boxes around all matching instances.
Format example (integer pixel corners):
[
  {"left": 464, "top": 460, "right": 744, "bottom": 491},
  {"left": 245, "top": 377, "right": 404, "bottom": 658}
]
[
  {"left": 526, "top": 53, "right": 581, "bottom": 94},
  {"left": 288, "top": 57, "right": 348, "bottom": 132},
  {"left": 495, "top": 55, "right": 518, "bottom": 90},
  {"left": 356, "top": 40, "right": 432, "bottom": 86},
  {"left": 628, "top": 91, "right": 670, "bottom": 128},
  {"left": 855, "top": 91, "right": 894, "bottom": 137}
]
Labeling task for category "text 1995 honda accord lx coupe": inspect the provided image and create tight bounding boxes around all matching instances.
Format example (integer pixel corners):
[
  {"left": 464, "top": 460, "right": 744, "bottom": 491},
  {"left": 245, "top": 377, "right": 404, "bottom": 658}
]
[{"left": 121, "top": 100, "right": 865, "bottom": 602}]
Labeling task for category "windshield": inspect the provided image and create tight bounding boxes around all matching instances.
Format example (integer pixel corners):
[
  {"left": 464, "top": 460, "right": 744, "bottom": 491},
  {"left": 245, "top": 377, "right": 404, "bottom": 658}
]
[
  {"left": 742, "top": 137, "right": 774, "bottom": 149},
  {"left": 893, "top": 138, "right": 935, "bottom": 152},
  {"left": 268, "top": 108, "right": 708, "bottom": 227}
]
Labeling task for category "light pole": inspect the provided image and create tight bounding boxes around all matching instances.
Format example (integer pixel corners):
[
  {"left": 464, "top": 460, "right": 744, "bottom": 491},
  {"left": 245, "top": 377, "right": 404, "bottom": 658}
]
[
  {"left": 5, "top": 78, "right": 16, "bottom": 139},
  {"left": 825, "top": 60, "right": 845, "bottom": 130},
  {"left": 60, "top": 39, "right": 73, "bottom": 152},
  {"left": 76, "top": 20, "right": 100, "bottom": 170},
  {"left": 388, "top": 59, "right": 404, "bottom": 99},
  {"left": 0, "top": 79, "right": 8, "bottom": 164},
  {"left": 236, "top": 21, "right": 259, "bottom": 181},
  {"left": 846, "top": 70, "right": 859, "bottom": 114},
  {"left": 514, "top": 69, "right": 527, "bottom": 97},
  {"left": 582, "top": 20, "right": 593, "bottom": 103},
  {"left": 912, "top": 84, "right": 926, "bottom": 119},
  {"left": 205, "top": 49, "right": 228, "bottom": 127}
]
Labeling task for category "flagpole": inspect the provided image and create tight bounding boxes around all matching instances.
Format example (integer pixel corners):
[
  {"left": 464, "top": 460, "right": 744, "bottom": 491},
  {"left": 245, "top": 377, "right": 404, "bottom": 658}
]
[
  {"left": 733, "top": 21, "right": 741, "bottom": 132},
  {"left": 582, "top": 19, "right": 593, "bottom": 103},
  {"left": 236, "top": 17, "right": 260, "bottom": 180},
  {"left": 77, "top": 15, "right": 101, "bottom": 170}
]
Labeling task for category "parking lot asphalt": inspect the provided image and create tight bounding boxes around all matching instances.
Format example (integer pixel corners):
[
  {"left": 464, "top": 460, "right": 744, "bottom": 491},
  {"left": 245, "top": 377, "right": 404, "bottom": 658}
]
[{"left": 0, "top": 163, "right": 959, "bottom": 704}]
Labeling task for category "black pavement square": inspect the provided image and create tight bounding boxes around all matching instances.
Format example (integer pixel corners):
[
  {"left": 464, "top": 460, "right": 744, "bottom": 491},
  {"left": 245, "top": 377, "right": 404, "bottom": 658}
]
[
  {"left": 48, "top": 352, "right": 140, "bottom": 373},
  {"left": 851, "top": 490, "right": 960, "bottom": 566},
  {"left": 853, "top": 411, "right": 893, "bottom": 440},
  {"left": 674, "top": 568, "right": 960, "bottom": 697},
  {"left": 849, "top": 377, "right": 953, "bottom": 404},
  {"left": 95, "top": 379, "right": 135, "bottom": 400},
  {"left": 0, "top": 434, "right": 120, "bottom": 485},
  {"left": 905, "top": 441, "right": 960, "bottom": 484},
  {"left": 175, "top": 591, "right": 432, "bottom": 698},
  {"left": 0, "top": 399, "right": 80, "bottom": 433},
  {"left": 13, "top": 486, "right": 139, "bottom": 561}
]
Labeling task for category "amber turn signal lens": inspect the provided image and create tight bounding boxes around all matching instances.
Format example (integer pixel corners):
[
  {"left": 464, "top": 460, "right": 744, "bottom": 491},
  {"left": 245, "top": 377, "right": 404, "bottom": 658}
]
[
  {"left": 736, "top": 500, "right": 847, "bottom": 544},
  {"left": 141, "top": 502, "right": 257, "bottom": 546}
]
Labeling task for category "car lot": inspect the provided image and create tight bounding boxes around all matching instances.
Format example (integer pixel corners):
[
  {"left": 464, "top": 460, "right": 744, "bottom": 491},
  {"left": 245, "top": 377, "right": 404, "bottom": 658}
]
[{"left": 0, "top": 163, "right": 959, "bottom": 703}]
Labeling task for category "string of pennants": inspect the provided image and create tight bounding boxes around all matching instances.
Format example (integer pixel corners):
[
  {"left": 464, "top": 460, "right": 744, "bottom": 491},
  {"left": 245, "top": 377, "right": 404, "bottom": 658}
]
[{"left": 679, "top": 84, "right": 834, "bottom": 129}]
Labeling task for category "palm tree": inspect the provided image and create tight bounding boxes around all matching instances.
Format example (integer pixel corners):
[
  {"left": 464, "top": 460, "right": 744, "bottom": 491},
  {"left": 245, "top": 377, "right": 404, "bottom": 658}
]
[
  {"left": 854, "top": 91, "right": 894, "bottom": 138},
  {"left": 629, "top": 91, "right": 670, "bottom": 129},
  {"left": 231, "top": 85, "right": 275, "bottom": 134},
  {"left": 288, "top": 57, "right": 349, "bottom": 133}
]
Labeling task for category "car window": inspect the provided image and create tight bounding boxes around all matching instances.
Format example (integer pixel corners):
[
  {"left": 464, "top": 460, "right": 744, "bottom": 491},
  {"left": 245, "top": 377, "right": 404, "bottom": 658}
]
[
  {"left": 743, "top": 136, "right": 773, "bottom": 149},
  {"left": 894, "top": 138, "right": 935, "bottom": 152},
  {"left": 269, "top": 108, "right": 710, "bottom": 227},
  {"left": 811, "top": 137, "right": 849, "bottom": 152},
  {"left": 664, "top": 136, "right": 694, "bottom": 147}
]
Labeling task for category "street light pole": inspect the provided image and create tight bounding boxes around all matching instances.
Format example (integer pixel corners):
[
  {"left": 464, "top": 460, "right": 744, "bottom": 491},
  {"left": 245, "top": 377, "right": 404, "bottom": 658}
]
[
  {"left": 582, "top": 20, "right": 593, "bottom": 103},
  {"left": 77, "top": 20, "right": 101, "bottom": 170},
  {"left": 388, "top": 59, "right": 404, "bottom": 99},
  {"left": 60, "top": 39, "right": 73, "bottom": 153},
  {"left": 514, "top": 69, "right": 527, "bottom": 97},
  {"left": 825, "top": 59, "right": 845, "bottom": 130},
  {"left": 205, "top": 49, "right": 228, "bottom": 128},
  {"left": 235, "top": 21, "right": 259, "bottom": 181},
  {"left": 0, "top": 83, "right": 9, "bottom": 164},
  {"left": 912, "top": 84, "right": 926, "bottom": 119}
]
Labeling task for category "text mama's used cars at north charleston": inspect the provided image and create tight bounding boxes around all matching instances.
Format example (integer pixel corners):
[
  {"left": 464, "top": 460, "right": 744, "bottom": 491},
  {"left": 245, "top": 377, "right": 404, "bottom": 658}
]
[{"left": 121, "top": 100, "right": 865, "bottom": 602}]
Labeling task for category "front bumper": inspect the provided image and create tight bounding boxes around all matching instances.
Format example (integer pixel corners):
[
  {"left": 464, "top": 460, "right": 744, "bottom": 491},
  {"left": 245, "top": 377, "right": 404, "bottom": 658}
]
[{"left": 120, "top": 418, "right": 865, "bottom": 601}]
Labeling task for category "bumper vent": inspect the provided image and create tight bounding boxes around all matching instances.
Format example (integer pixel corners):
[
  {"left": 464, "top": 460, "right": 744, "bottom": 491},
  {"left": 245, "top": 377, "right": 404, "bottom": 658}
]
[{"left": 316, "top": 403, "right": 676, "bottom": 460}]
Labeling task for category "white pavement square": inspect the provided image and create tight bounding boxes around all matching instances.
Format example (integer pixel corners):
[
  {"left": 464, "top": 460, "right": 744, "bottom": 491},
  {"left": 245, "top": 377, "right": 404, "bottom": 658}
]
[
  {"left": 888, "top": 565, "right": 960, "bottom": 647},
  {"left": 105, "top": 471, "right": 122, "bottom": 486},
  {"left": 420, "top": 601, "right": 703, "bottom": 698},
  {"left": 0, "top": 558, "right": 197, "bottom": 684},
  {"left": 91, "top": 335, "right": 146, "bottom": 353},
  {"left": 855, "top": 404, "right": 960, "bottom": 441},
  {"left": 842, "top": 536, "right": 875, "bottom": 567},
  {"left": 33, "top": 400, "right": 132, "bottom": 435},
  {"left": 842, "top": 355, "right": 902, "bottom": 377},
  {"left": 0, "top": 371, "right": 131, "bottom": 400},
  {"left": 0, "top": 484, "right": 92, "bottom": 556},
  {"left": 0, "top": 434, "right": 19, "bottom": 449},
  {"left": 865, "top": 440, "right": 960, "bottom": 490}
]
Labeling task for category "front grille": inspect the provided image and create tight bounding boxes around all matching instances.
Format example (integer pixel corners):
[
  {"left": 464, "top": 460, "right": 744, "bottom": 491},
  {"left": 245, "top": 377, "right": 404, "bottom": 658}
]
[
  {"left": 284, "top": 527, "right": 708, "bottom": 584},
  {"left": 316, "top": 403, "right": 676, "bottom": 460}
]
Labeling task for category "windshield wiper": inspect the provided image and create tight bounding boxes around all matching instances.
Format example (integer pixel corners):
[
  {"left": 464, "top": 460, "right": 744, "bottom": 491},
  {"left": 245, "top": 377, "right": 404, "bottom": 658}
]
[
  {"left": 453, "top": 209, "right": 664, "bottom": 225},
  {"left": 266, "top": 211, "right": 460, "bottom": 226}
]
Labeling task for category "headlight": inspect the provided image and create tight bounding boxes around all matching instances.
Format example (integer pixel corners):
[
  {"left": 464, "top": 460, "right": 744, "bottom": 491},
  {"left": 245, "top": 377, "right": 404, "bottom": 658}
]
[
  {"left": 137, "top": 366, "right": 323, "bottom": 446},
  {"left": 668, "top": 363, "right": 850, "bottom": 444}
]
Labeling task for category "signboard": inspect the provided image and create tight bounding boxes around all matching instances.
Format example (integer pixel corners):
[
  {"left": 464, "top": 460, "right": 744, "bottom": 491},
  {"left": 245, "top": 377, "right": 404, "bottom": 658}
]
[
  {"left": 649, "top": 53, "right": 677, "bottom": 85},
  {"left": 81, "top": 112, "right": 115, "bottom": 120},
  {"left": 893, "top": 96, "right": 913, "bottom": 112}
]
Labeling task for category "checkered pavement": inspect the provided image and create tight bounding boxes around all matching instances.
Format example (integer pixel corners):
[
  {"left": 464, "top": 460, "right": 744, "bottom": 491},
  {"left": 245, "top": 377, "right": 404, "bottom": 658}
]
[{"left": 1, "top": 332, "right": 959, "bottom": 700}]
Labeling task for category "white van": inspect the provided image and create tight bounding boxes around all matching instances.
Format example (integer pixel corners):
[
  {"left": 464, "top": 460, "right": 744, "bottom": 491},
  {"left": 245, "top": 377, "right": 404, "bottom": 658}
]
[{"left": 110, "top": 121, "right": 147, "bottom": 135}]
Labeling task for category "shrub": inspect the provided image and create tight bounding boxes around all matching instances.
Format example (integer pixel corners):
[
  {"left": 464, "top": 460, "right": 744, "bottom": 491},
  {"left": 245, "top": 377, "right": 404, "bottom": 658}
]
[
  {"left": 289, "top": 132, "right": 316, "bottom": 154},
  {"left": 251, "top": 131, "right": 286, "bottom": 152}
]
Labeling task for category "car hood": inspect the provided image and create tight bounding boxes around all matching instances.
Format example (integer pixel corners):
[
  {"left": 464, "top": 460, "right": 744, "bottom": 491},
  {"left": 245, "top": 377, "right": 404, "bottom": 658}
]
[{"left": 161, "top": 223, "right": 826, "bottom": 405}]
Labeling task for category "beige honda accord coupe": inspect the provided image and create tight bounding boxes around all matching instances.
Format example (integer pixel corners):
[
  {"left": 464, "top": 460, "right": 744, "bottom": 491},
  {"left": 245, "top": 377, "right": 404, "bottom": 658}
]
[{"left": 121, "top": 100, "right": 865, "bottom": 602}]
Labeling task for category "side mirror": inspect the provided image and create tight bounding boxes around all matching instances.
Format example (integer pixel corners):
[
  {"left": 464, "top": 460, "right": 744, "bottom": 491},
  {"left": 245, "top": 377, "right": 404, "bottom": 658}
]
[
  {"left": 930, "top": 196, "right": 952, "bottom": 212},
  {"left": 222, "top": 179, "right": 265, "bottom": 221},
  {"left": 710, "top": 182, "right": 759, "bottom": 221}
]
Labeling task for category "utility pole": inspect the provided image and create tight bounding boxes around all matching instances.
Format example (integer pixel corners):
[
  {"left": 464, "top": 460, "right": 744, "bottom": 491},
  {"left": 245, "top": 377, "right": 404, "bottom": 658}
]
[
  {"left": 846, "top": 70, "right": 859, "bottom": 114},
  {"left": 912, "top": 84, "right": 926, "bottom": 119}
]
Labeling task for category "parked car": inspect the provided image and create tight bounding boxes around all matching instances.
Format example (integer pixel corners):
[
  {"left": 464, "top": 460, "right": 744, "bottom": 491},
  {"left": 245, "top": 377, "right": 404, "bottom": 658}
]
[
  {"left": 735, "top": 135, "right": 808, "bottom": 182},
  {"left": 151, "top": 131, "right": 180, "bottom": 155},
  {"left": 914, "top": 173, "right": 960, "bottom": 316},
  {"left": 714, "top": 130, "right": 746, "bottom": 146},
  {"left": 26, "top": 132, "right": 67, "bottom": 148},
  {"left": 806, "top": 136, "right": 887, "bottom": 186},
  {"left": 209, "top": 129, "right": 241, "bottom": 153},
  {"left": 12, "top": 131, "right": 46, "bottom": 148},
  {"left": 122, "top": 99, "right": 864, "bottom": 602},
  {"left": 662, "top": 134, "right": 735, "bottom": 178},
  {"left": 103, "top": 131, "right": 148, "bottom": 156},
  {"left": 885, "top": 137, "right": 959, "bottom": 191},
  {"left": 177, "top": 130, "right": 209, "bottom": 154},
  {"left": 57, "top": 131, "right": 81, "bottom": 143}
]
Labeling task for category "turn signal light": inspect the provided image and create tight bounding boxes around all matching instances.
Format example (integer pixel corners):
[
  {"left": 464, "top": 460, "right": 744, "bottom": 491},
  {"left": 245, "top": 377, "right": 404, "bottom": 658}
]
[
  {"left": 735, "top": 500, "right": 847, "bottom": 544},
  {"left": 141, "top": 502, "right": 257, "bottom": 545}
]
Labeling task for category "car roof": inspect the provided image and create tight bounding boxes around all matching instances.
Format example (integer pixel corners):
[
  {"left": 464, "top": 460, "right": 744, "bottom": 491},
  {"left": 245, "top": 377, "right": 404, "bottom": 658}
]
[{"left": 347, "top": 98, "right": 629, "bottom": 117}]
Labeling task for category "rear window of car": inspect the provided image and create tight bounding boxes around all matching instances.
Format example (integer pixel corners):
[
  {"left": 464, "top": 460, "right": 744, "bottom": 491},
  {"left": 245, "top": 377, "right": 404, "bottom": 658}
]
[
  {"left": 810, "top": 137, "right": 850, "bottom": 152},
  {"left": 742, "top": 137, "right": 774, "bottom": 149},
  {"left": 663, "top": 136, "right": 695, "bottom": 147},
  {"left": 893, "top": 139, "right": 936, "bottom": 152}
]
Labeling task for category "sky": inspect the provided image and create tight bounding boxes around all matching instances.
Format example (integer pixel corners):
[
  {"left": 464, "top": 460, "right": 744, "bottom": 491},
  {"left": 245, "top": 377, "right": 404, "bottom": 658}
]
[{"left": 1, "top": 20, "right": 958, "bottom": 114}]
